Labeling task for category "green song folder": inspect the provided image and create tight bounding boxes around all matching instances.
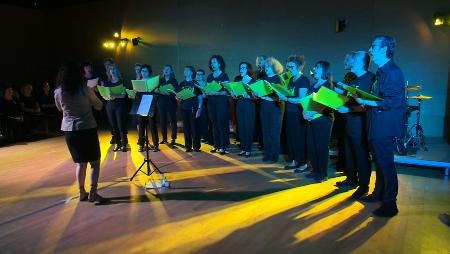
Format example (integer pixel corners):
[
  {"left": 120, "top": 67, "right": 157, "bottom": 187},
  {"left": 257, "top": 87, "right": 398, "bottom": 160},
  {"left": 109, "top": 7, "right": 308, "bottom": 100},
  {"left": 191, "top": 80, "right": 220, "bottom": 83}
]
[
  {"left": 159, "top": 84, "right": 176, "bottom": 93},
  {"left": 97, "top": 85, "right": 111, "bottom": 99},
  {"left": 279, "top": 72, "right": 293, "bottom": 86},
  {"left": 344, "top": 86, "right": 383, "bottom": 101},
  {"left": 205, "top": 81, "right": 223, "bottom": 93},
  {"left": 223, "top": 82, "right": 249, "bottom": 96},
  {"left": 312, "top": 86, "right": 349, "bottom": 110},
  {"left": 299, "top": 93, "right": 323, "bottom": 120},
  {"left": 249, "top": 80, "right": 272, "bottom": 97},
  {"left": 268, "top": 83, "right": 295, "bottom": 97},
  {"left": 146, "top": 76, "right": 160, "bottom": 92},
  {"left": 176, "top": 88, "right": 196, "bottom": 100},
  {"left": 131, "top": 76, "right": 160, "bottom": 92},
  {"left": 97, "top": 84, "right": 125, "bottom": 99},
  {"left": 126, "top": 89, "right": 136, "bottom": 99}
]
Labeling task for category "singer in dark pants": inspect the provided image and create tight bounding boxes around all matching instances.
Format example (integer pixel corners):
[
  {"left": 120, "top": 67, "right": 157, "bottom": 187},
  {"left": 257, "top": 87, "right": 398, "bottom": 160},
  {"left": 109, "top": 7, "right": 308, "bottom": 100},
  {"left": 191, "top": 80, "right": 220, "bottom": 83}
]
[
  {"left": 336, "top": 51, "right": 376, "bottom": 199},
  {"left": 356, "top": 35, "right": 406, "bottom": 217},
  {"left": 137, "top": 64, "right": 160, "bottom": 152},
  {"left": 206, "top": 55, "right": 230, "bottom": 155},
  {"left": 278, "top": 55, "right": 310, "bottom": 172},
  {"left": 259, "top": 57, "right": 284, "bottom": 163},
  {"left": 103, "top": 66, "right": 128, "bottom": 152},
  {"left": 177, "top": 66, "right": 203, "bottom": 152},
  {"left": 157, "top": 65, "right": 178, "bottom": 146},
  {"left": 234, "top": 62, "right": 256, "bottom": 157},
  {"left": 304, "top": 61, "right": 334, "bottom": 182}
]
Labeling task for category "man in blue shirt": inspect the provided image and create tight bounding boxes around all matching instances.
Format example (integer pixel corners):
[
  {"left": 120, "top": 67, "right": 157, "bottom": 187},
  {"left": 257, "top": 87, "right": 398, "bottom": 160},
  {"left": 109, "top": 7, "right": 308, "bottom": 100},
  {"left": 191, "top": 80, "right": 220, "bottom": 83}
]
[{"left": 355, "top": 35, "right": 406, "bottom": 217}]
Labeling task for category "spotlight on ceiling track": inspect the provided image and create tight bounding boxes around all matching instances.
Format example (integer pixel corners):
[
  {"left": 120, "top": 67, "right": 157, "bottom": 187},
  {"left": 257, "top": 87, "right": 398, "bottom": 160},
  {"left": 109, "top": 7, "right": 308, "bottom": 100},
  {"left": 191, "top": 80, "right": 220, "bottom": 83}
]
[{"left": 132, "top": 37, "right": 142, "bottom": 46}]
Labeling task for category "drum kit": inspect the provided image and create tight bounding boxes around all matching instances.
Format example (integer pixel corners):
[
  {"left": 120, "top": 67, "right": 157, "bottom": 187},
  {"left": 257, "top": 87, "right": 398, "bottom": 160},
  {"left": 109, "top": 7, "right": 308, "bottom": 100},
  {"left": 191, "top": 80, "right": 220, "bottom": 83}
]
[{"left": 394, "top": 83, "right": 432, "bottom": 155}]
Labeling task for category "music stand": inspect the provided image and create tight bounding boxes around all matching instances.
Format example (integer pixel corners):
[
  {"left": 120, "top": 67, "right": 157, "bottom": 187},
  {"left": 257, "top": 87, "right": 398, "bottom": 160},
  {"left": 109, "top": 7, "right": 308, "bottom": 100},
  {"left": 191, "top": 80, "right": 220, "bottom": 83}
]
[{"left": 129, "top": 94, "right": 167, "bottom": 186}]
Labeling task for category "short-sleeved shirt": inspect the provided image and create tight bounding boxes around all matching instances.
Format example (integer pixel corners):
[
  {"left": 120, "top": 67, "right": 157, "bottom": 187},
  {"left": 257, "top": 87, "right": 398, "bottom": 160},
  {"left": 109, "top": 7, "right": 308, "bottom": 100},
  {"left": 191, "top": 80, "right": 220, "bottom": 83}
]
[
  {"left": 54, "top": 87, "right": 97, "bottom": 131},
  {"left": 286, "top": 75, "right": 310, "bottom": 112},
  {"left": 206, "top": 72, "right": 229, "bottom": 93},
  {"left": 158, "top": 77, "right": 179, "bottom": 101},
  {"left": 260, "top": 75, "right": 282, "bottom": 107},
  {"left": 309, "top": 81, "right": 333, "bottom": 119},
  {"left": 177, "top": 80, "right": 202, "bottom": 110},
  {"left": 234, "top": 75, "right": 256, "bottom": 100}
]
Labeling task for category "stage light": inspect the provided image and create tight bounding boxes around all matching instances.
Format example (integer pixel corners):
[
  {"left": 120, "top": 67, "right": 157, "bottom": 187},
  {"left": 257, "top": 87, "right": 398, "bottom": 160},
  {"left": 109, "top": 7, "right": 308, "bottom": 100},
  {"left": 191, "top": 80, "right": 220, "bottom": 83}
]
[
  {"left": 132, "top": 37, "right": 141, "bottom": 46},
  {"left": 113, "top": 32, "right": 120, "bottom": 38},
  {"left": 433, "top": 12, "right": 450, "bottom": 27},
  {"left": 434, "top": 18, "right": 444, "bottom": 26},
  {"left": 103, "top": 42, "right": 109, "bottom": 48},
  {"left": 119, "top": 38, "right": 129, "bottom": 47},
  {"left": 109, "top": 42, "right": 116, "bottom": 48}
]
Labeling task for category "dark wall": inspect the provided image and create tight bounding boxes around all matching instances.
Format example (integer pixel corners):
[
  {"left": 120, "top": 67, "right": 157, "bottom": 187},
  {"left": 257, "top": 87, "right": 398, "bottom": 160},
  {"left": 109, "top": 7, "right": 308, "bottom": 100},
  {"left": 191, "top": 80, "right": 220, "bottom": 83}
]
[
  {"left": 0, "top": 5, "right": 50, "bottom": 86},
  {"left": 1, "top": 0, "right": 450, "bottom": 138}
]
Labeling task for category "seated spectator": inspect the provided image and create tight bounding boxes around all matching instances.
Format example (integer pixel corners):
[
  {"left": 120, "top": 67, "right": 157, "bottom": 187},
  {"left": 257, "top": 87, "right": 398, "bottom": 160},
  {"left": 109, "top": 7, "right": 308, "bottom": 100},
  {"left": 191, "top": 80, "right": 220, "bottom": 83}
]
[
  {"left": 19, "top": 83, "right": 40, "bottom": 114},
  {"left": 38, "top": 81, "right": 58, "bottom": 114},
  {"left": 0, "top": 84, "right": 25, "bottom": 140}
]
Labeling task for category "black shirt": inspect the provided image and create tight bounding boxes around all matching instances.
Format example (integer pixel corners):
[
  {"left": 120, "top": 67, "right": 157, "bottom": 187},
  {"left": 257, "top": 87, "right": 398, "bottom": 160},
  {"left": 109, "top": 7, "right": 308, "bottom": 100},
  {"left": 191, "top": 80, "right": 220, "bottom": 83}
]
[
  {"left": 18, "top": 95, "right": 39, "bottom": 112},
  {"left": 368, "top": 60, "right": 406, "bottom": 139},
  {"left": 206, "top": 72, "right": 229, "bottom": 92},
  {"left": 177, "top": 80, "right": 202, "bottom": 110},
  {"left": 158, "top": 77, "right": 179, "bottom": 102},
  {"left": 0, "top": 98, "right": 23, "bottom": 117},
  {"left": 233, "top": 76, "right": 256, "bottom": 99},
  {"left": 309, "top": 81, "right": 333, "bottom": 119},
  {"left": 38, "top": 92, "right": 57, "bottom": 114},
  {"left": 286, "top": 75, "right": 310, "bottom": 112},
  {"left": 345, "top": 71, "right": 376, "bottom": 111}
]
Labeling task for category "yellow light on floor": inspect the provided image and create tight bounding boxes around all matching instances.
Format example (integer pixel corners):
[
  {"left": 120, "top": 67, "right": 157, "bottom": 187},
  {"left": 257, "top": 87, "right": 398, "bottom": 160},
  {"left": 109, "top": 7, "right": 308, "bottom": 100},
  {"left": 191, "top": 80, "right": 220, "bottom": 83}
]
[
  {"left": 434, "top": 18, "right": 444, "bottom": 26},
  {"left": 113, "top": 32, "right": 120, "bottom": 38}
]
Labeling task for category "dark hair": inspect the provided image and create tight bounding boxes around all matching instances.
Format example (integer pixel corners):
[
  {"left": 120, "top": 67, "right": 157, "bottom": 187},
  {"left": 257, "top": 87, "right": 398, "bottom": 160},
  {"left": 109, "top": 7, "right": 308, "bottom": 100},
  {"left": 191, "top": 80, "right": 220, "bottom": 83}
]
[
  {"left": 83, "top": 62, "right": 93, "bottom": 68},
  {"left": 103, "top": 58, "right": 114, "bottom": 64},
  {"left": 2, "top": 83, "right": 13, "bottom": 93},
  {"left": 315, "top": 61, "right": 332, "bottom": 81},
  {"left": 208, "top": 55, "right": 226, "bottom": 72},
  {"left": 141, "top": 64, "right": 152, "bottom": 75},
  {"left": 238, "top": 61, "right": 253, "bottom": 76},
  {"left": 374, "top": 35, "right": 396, "bottom": 59},
  {"left": 196, "top": 69, "right": 206, "bottom": 75},
  {"left": 286, "top": 55, "right": 305, "bottom": 67},
  {"left": 56, "top": 62, "right": 84, "bottom": 95},
  {"left": 135, "top": 63, "right": 142, "bottom": 68},
  {"left": 163, "top": 64, "right": 176, "bottom": 79},
  {"left": 185, "top": 65, "right": 196, "bottom": 79}
]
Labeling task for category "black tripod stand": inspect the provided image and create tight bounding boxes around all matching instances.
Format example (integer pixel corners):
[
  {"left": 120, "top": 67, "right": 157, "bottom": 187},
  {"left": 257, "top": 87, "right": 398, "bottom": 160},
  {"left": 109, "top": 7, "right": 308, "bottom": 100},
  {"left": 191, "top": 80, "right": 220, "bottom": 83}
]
[
  {"left": 128, "top": 93, "right": 168, "bottom": 187},
  {"left": 129, "top": 124, "right": 163, "bottom": 181}
]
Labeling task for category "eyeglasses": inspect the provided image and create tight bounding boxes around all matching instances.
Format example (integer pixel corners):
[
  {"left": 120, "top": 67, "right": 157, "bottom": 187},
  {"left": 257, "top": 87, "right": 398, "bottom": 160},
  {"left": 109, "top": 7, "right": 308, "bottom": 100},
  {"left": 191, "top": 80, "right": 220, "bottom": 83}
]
[{"left": 286, "top": 65, "right": 296, "bottom": 69}]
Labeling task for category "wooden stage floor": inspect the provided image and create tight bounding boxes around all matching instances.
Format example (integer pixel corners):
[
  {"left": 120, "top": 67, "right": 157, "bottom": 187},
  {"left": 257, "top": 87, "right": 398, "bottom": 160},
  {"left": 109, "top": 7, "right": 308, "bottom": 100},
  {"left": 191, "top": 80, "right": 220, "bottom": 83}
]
[{"left": 0, "top": 131, "right": 449, "bottom": 254}]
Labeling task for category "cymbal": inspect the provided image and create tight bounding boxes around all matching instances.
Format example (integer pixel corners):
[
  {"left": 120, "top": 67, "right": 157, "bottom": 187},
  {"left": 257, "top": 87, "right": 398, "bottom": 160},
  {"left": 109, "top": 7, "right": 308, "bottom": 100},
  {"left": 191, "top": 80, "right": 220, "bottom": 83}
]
[
  {"left": 406, "top": 85, "right": 422, "bottom": 91},
  {"left": 410, "top": 95, "right": 432, "bottom": 100}
]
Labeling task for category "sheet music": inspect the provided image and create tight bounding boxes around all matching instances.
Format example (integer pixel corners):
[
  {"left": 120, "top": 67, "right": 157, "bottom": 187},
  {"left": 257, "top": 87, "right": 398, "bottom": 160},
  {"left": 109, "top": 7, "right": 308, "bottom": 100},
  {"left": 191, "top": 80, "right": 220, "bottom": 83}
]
[{"left": 137, "top": 94, "right": 154, "bottom": 116}]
